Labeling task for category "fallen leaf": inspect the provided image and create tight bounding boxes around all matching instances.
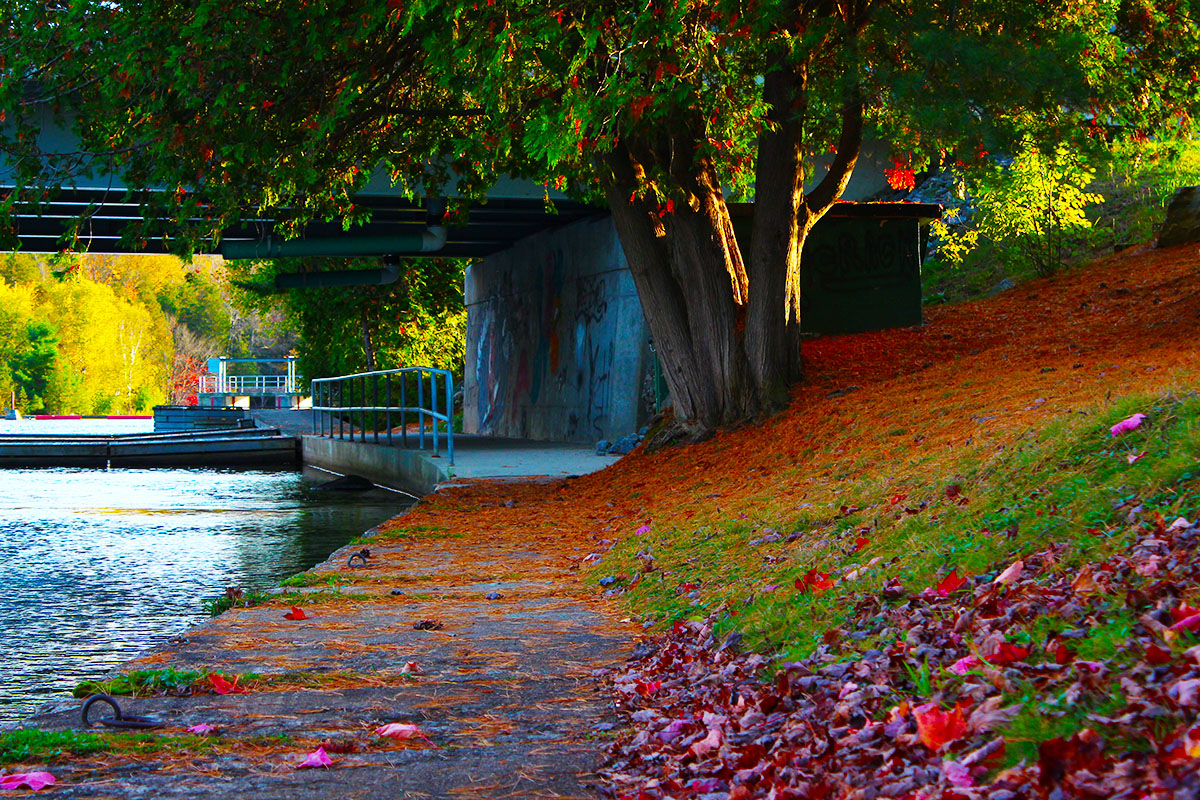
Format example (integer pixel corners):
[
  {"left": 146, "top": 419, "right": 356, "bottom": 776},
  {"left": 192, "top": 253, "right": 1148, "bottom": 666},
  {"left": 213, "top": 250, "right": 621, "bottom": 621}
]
[
  {"left": 942, "top": 760, "right": 974, "bottom": 787},
  {"left": 948, "top": 655, "right": 982, "bottom": 675},
  {"left": 1170, "top": 678, "right": 1200, "bottom": 708},
  {"left": 852, "top": 536, "right": 870, "bottom": 553},
  {"left": 296, "top": 746, "right": 332, "bottom": 768},
  {"left": 1110, "top": 413, "right": 1147, "bottom": 437},
  {"left": 207, "top": 674, "right": 246, "bottom": 695},
  {"left": 635, "top": 524, "right": 651, "bottom": 536},
  {"left": 993, "top": 559, "right": 1024, "bottom": 586},
  {"left": 375, "top": 722, "right": 432, "bottom": 742},
  {"left": 283, "top": 606, "right": 308, "bottom": 620},
  {"left": 1126, "top": 450, "right": 1147, "bottom": 464},
  {"left": 0, "top": 772, "right": 55, "bottom": 791},
  {"left": 186, "top": 723, "right": 217, "bottom": 735},
  {"left": 399, "top": 661, "right": 421, "bottom": 675},
  {"left": 689, "top": 726, "right": 722, "bottom": 758},
  {"left": 914, "top": 702, "right": 968, "bottom": 750},
  {"left": 934, "top": 569, "right": 968, "bottom": 596}
]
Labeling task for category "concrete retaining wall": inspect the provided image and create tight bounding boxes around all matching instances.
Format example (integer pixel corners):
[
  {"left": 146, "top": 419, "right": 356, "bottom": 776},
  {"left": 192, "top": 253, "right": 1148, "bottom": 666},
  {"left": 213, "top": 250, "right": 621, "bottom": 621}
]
[
  {"left": 301, "top": 436, "right": 447, "bottom": 496},
  {"left": 463, "top": 216, "right": 651, "bottom": 444}
]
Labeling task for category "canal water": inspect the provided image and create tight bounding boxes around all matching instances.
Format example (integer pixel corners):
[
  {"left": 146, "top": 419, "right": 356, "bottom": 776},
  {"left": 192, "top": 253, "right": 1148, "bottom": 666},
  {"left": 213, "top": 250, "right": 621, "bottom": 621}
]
[{"left": 0, "top": 419, "right": 413, "bottom": 725}]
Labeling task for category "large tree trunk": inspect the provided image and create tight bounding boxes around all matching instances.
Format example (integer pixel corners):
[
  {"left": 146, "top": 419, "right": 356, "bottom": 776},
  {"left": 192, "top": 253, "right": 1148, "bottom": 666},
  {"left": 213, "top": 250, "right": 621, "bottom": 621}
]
[
  {"left": 599, "top": 84, "right": 864, "bottom": 437},
  {"left": 601, "top": 142, "right": 757, "bottom": 432}
]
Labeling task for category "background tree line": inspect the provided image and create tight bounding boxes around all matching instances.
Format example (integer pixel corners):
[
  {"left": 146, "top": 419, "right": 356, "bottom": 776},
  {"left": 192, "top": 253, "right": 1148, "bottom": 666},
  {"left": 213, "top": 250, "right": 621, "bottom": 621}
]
[{"left": 0, "top": 253, "right": 240, "bottom": 414}]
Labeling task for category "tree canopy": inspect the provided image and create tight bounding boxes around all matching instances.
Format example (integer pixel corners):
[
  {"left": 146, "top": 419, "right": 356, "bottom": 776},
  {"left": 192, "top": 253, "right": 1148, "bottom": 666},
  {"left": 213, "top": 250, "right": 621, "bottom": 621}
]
[{"left": 3, "top": 0, "right": 1198, "bottom": 431}]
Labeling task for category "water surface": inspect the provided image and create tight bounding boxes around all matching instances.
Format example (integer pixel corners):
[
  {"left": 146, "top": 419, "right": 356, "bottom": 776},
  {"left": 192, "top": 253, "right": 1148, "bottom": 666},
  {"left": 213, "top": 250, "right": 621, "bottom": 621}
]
[{"left": 0, "top": 420, "right": 412, "bottom": 724}]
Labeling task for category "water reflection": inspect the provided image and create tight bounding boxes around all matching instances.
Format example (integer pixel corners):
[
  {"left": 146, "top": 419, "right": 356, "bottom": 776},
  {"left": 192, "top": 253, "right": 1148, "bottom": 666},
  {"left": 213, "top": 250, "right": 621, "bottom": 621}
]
[{"left": 0, "top": 467, "right": 411, "bottom": 725}]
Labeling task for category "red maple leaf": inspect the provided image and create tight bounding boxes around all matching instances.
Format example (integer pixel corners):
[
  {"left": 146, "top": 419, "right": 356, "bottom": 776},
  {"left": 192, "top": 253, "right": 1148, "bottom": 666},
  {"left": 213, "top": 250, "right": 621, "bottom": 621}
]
[
  {"left": 1170, "top": 602, "right": 1200, "bottom": 624},
  {"left": 795, "top": 568, "right": 833, "bottom": 595},
  {"left": 914, "top": 702, "right": 968, "bottom": 750},
  {"left": 933, "top": 569, "right": 968, "bottom": 596},
  {"left": 985, "top": 642, "right": 1032, "bottom": 666},
  {"left": 207, "top": 673, "right": 246, "bottom": 695},
  {"left": 284, "top": 606, "right": 308, "bottom": 620}
]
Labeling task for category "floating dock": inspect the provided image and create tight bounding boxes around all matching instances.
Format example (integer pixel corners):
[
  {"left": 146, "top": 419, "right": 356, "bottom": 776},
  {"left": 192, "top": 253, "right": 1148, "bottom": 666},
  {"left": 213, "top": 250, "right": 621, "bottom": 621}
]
[{"left": 0, "top": 427, "right": 299, "bottom": 469}]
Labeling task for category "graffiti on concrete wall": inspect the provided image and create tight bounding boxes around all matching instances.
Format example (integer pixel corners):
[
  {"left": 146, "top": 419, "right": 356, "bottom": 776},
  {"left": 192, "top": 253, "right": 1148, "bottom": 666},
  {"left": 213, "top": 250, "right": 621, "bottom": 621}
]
[{"left": 470, "top": 241, "right": 621, "bottom": 442}]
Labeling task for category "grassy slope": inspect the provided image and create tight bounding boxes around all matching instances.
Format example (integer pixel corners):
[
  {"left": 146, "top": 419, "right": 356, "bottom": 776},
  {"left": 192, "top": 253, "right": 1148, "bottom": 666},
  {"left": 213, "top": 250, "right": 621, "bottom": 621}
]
[
  {"left": 596, "top": 240, "right": 1200, "bottom": 657},
  {"left": 376, "top": 240, "right": 1200, "bottom": 778}
]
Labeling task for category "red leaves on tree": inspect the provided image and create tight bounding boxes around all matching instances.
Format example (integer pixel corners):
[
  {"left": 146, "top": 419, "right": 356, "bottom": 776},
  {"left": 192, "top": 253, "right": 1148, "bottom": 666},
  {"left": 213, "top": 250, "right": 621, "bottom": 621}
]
[
  {"left": 629, "top": 96, "right": 653, "bottom": 121},
  {"left": 884, "top": 159, "right": 916, "bottom": 191}
]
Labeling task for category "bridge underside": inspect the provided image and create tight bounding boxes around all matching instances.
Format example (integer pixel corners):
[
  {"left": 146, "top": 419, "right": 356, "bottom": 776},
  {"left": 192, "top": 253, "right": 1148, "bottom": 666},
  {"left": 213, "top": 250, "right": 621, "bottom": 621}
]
[{"left": 5, "top": 187, "right": 604, "bottom": 259}]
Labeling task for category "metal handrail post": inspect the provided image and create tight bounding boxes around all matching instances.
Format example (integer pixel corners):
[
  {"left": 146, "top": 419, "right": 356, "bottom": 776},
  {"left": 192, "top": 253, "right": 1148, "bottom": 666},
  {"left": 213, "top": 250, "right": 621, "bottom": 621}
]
[
  {"left": 400, "top": 377, "right": 407, "bottom": 449},
  {"left": 385, "top": 373, "right": 392, "bottom": 445},
  {"left": 372, "top": 374, "right": 379, "bottom": 444},
  {"left": 430, "top": 371, "right": 439, "bottom": 457},
  {"left": 359, "top": 375, "right": 366, "bottom": 442},
  {"left": 417, "top": 373, "right": 425, "bottom": 451},
  {"left": 446, "top": 373, "right": 455, "bottom": 466},
  {"left": 338, "top": 381, "right": 344, "bottom": 439}
]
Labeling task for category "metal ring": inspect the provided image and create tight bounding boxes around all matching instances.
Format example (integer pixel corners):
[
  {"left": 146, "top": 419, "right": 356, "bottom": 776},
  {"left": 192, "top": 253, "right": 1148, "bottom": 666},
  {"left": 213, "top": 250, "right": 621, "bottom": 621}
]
[{"left": 81, "top": 694, "right": 161, "bottom": 730}]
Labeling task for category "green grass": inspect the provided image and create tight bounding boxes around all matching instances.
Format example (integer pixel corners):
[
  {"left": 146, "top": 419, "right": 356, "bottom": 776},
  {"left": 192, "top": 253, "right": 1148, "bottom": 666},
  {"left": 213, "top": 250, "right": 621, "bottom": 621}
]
[
  {"left": 607, "top": 389, "right": 1200, "bottom": 663},
  {"left": 73, "top": 668, "right": 263, "bottom": 699},
  {"left": 201, "top": 589, "right": 274, "bottom": 616},
  {"left": 279, "top": 572, "right": 344, "bottom": 589},
  {"left": 0, "top": 728, "right": 295, "bottom": 765}
]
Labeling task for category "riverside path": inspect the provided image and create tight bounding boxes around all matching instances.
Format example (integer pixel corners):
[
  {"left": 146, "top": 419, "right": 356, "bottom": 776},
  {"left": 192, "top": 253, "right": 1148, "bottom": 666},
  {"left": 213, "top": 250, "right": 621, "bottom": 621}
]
[{"left": 17, "top": 475, "right": 636, "bottom": 799}]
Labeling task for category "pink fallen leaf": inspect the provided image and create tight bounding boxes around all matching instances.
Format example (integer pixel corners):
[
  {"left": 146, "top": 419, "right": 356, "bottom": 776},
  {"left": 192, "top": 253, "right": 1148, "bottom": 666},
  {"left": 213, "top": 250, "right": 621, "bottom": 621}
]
[
  {"left": 1126, "top": 450, "right": 1147, "bottom": 464},
  {"left": 0, "top": 772, "right": 55, "bottom": 791},
  {"left": 1110, "top": 413, "right": 1147, "bottom": 437},
  {"left": 375, "top": 723, "right": 432, "bottom": 742},
  {"left": 399, "top": 661, "right": 421, "bottom": 675},
  {"left": 635, "top": 524, "right": 651, "bottom": 536},
  {"left": 948, "top": 655, "right": 982, "bottom": 675},
  {"left": 1170, "top": 614, "right": 1200, "bottom": 633},
  {"left": 993, "top": 560, "right": 1024, "bottom": 586},
  {"left": 688, "top": 726, "right": 722, "bottom": 758},
  {"left": 1170, "top": 678, "right": 1200, "bottom": 708},
  {"left": 942, "top": 760, "right": 974, "bottom": 787},
  {"left": 657, "top": 719, "right": 688, "bottom": 743},
  {"left": 186, "top": 723, "right": 217, "bottom": 735},
  {"left": 297, "top": 746, "right": 333, "bottom": 768}
]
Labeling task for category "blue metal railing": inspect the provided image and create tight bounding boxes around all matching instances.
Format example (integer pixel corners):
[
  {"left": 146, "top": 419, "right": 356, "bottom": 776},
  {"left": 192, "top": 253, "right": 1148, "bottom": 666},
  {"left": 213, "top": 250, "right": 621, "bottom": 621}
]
[{"left": 310, "top": 367, "right": 454, "bottom": 465}]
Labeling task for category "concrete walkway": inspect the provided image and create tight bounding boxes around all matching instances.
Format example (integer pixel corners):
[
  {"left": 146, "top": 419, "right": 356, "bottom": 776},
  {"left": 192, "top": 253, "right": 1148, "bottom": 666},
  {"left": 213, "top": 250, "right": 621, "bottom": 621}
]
[
  {"left": 252, "top": 410, "right": 622, "bottom": 492},
  {"left": 20, "top": 483, "right": 634, "bottom": 798}
]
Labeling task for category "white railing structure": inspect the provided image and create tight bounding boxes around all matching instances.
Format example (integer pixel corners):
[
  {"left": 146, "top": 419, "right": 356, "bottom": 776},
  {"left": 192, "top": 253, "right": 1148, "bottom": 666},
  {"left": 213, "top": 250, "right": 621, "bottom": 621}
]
[
  {"left": 201, "top": 357, "right": 301, "bottom": 395},
  {"left": 310, "top": 367, "right": 454, "bottom": 466}
]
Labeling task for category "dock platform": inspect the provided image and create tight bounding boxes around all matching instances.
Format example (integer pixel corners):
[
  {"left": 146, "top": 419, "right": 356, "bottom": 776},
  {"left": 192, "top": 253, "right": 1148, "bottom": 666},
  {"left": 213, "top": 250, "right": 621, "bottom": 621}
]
[{"left": 0, "top": 427, "right": 299, "bottom": 469}]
